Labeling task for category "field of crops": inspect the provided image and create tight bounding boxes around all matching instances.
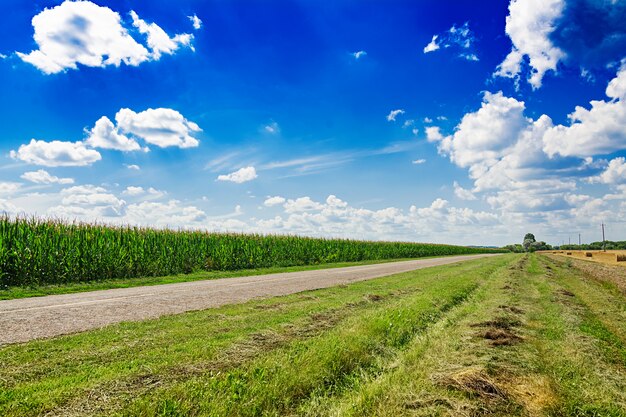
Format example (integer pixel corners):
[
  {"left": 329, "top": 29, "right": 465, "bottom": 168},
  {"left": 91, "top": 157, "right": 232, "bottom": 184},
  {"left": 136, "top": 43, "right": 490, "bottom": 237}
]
[{"left": 0, "top": 216, "right": 501, "bottom": 287}]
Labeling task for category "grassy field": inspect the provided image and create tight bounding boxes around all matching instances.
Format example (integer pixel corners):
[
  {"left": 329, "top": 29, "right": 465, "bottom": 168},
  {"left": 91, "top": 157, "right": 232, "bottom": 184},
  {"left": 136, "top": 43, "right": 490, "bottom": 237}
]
[
  {"left": 2, "top": 253, "right": 626, "bottom": 416},
  {"left": 0, "top": 216, "right": 501, "bottom": 289}
]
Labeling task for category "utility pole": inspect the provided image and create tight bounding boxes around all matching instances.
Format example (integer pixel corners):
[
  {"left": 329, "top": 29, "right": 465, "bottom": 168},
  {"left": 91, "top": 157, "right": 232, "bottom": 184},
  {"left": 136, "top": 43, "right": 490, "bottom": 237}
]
[
  {"left": 602, "top": 223, "right": 606, "bottom": 252},
  {"left": 569, "top": 236, "right": 571, "bottom": 245},
  {"left": 579, "top": 233, "right": 581, "bottom": 246}
]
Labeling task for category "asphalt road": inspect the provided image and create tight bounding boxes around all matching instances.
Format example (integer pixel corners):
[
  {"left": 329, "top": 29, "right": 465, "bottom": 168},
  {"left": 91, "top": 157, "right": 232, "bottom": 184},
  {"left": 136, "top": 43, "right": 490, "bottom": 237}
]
[{"left": 0, "top": 254, "right": 501, "bottom": 345}]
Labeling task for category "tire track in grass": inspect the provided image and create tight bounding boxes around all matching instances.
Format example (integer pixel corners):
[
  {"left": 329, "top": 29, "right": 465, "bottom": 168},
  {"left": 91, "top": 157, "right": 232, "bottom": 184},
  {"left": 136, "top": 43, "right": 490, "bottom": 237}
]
[
  {"left": 309, "top": 254, "right": 626, "bottom": 417},
  {"left": 301, "top": 254, "right": 529, "bottom": 417}
]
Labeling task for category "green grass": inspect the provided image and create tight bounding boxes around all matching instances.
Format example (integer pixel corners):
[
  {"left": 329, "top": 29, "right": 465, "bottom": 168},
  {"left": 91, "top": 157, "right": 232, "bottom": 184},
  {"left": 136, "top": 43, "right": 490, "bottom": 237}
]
[
  {"left": 0, "top": 215, "right": 503, "bottom": 289},
  {"left": 2, "top": 253, "right": 626, "bottom": 416},
  {"left": 0, "top": 258, "right": 411, "bottom": 300}
]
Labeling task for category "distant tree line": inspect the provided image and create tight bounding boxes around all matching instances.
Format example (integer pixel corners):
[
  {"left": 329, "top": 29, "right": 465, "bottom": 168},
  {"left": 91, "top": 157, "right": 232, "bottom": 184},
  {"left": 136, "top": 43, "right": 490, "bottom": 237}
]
[
  {"left": 559, "top": 241, "right": 626, "bottom": 250},
  {"left": 502, "top": 232, "right": 626, "bottom": 252}
]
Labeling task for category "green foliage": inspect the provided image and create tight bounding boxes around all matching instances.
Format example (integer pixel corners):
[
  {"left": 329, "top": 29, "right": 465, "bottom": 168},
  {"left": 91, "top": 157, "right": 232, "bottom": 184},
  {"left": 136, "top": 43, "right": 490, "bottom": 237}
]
[
  {"left": 0, "top": 215, "right": 503, "bottom": 288},
  {"left": 560, "top": 241, "right": 626, "bottom": 250}
]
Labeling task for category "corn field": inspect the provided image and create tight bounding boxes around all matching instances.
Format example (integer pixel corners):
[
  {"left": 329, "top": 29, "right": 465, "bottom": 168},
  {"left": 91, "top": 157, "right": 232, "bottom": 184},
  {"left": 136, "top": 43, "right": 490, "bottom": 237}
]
[{"left": 0, "top": 216, "right": 503, "bottom": 287}]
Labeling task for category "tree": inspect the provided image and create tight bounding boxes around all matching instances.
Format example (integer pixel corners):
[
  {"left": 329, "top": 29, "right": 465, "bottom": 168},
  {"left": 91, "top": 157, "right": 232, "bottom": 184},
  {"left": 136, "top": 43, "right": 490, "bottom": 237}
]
[{"left": 523, "top": 233, "right": 536, "bottom": 251}]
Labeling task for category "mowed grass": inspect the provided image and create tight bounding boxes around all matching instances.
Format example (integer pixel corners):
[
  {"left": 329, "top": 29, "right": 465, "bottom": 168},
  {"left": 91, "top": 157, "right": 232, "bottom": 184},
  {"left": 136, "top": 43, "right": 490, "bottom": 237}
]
[{"left": 2, "top": 253, "right": 626, "bottom": 416}]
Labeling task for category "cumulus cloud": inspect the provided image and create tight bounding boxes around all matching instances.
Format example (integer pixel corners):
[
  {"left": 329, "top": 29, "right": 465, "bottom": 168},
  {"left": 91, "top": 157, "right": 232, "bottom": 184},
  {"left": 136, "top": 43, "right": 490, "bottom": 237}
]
[
  {"left": 21, "top": 169, "right": 74, "bottom": 184},
  {"left": 115, "top": 108, "right": 201, "bottom": 148},
  {"left": 264, "top": 196, "right": 286, "bottom": 207},
  {"left": 543, "top": 65, "right": 626, "bottom": 158},
  {"left": 0, "top": 182, "right": 22, "bottom": 195},
  {"left": 412, "top": 159, "right": 426, "bottom": 165},
  {"left": 386, "top": 109, "right": 405, "bottom": 122},
  {"left": 217, "top": 166, "right": 258, "bottom": 183},
  {"left": 351, "top": 50, "right": 367, "bottom": 59},
  {"left": 495, "top": 0, "right": 566, "bottom": 88},
  {"left": 423, "top": 22, "right": 479, "bottom": 61},
  {"left": 125, "top": 164, "right": 140, "bottom": 170},
  {"left": 589, "top": 157, "right": 626, "bottom": 184},
  {"left": 453, "top": 181, "right": 477, "bottom": 200},
  {"left": 10, "top": 139, "right": 102, "bottom": 167},
  {"left": 425, "top": 126, "right": 444, "bottom": 143},
  {"left": 86, "top": 116, "right": 141, "bottom": 151},
  {"left": 188, "top": 14, "right": 202, "bottom": 30},
  {"left": 130, "top": 11, "right": 193, "bottom": 60},
  {"left": 437, "top": 92, "right": 528, "bottom": 169},
  {"left": 122, "top": 186, "right": 165, "bottom": 197},
  {"left": 17, "top": 0, "right": 193, "bottom": 74}
]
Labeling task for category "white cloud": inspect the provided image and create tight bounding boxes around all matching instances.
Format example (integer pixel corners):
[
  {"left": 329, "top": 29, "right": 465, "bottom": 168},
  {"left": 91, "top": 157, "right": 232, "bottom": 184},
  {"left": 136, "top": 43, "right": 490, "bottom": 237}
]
[
  {"left": 0, "top": 182, "right": 22, "bottom": 195},
  {"left": 423, "top": 35, "right": 440, "bottom": 53},
  {"left": 412, "top": 128, "right": 419, "bottom": 136},
  {"left": 130, "top": 11, "right": 193, "bottom": 60},
  {"left": 122, "top": 186, "right": 165, "bottom": 197},
  {"left": 425, "top": 126, "right": 444, "bottom": 143},
  {"left": 423, "top": 23, "right": 478, "bottom": 60},
  {"left": 122, "top": 186, "right": 145, "bottom": 196},
  {"left": 589, "top": 158, "right": 626, "bottom": 184},
  {"left": 188, "top": 14, "right": 202, "bottom": 30},
  {"left": 352, "top": 50, "right": 367, "bottom": 59},
  {"left": 125, "top": 164, "right": 140, "bottom": 170},
  {"left": 403, "top": 119, "right": 414, "bottom": 128},
  {"left": 460, "top": 53, "right": 479, "bottom": 62},
  {"left": 217, "top": 166, "right": 258, "bottom": 183},
  {"left": 21, "top": 169, "right": 74, "bottom": 184},
  {"left": 386, "top": 109, "right": 405, "bottom": 122},
  {"left": 495, "top": 0, "right": 566, "bottom": 89},
  {"left": 0, "top": 53, "right": 7, "bottom": 59},
  {"left": 10, "top": 139, "right": 102, "bottom": 167},
  {"left": 264, "top": 121, "right": 280, "bottom": 134},
  {"left": 86, "top": 116, "right": 141, "bottom": 151},
  {"left": 264, "top": 196, "right": 286, "bottom": 207},
  {"left": 16, "top": 1, "right": 192, "bottom": 74},
  {"left": 453, "top": 181, "right": 477, "bottom": 200},
  {"left": 115, "top": 108, "right": 201, "bottom": 148},
  {"left": 437, "top": 92, "right": 527, "bottom": 168},
  {"left": 543, "top": 66, "right": 626, "bottom": 157},
  {"left": 283, "top": 196, "right": 324, "bottom": 213},
  {"left": 61, "top": 184, "right": 107, "bottom": 194},
  {"left": 423, "top": 117, "right": 433, "bottom": 123},
  {"left": 412, "top": 159, "right": 426, "bottom": 165}
]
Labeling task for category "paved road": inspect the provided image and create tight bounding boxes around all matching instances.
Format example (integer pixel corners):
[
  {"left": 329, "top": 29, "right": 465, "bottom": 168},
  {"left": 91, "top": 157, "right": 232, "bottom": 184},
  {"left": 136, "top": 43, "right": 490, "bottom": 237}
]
[{"left": 0, "top": 254, "right": 501, "bottom": 345}]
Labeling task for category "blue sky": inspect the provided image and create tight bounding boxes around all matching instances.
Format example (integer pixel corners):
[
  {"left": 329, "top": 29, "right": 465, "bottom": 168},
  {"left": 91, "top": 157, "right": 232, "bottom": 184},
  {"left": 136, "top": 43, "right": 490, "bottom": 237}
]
[{"left": 1, "top": 0, "right": 625, "bottom": 246}]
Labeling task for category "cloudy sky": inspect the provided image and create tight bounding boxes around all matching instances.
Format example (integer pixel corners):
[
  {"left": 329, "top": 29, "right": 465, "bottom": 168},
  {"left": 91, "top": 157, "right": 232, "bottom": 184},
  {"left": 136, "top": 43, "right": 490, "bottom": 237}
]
[{"left": 1, "top": 0, "right": 625, "bottom": 246}]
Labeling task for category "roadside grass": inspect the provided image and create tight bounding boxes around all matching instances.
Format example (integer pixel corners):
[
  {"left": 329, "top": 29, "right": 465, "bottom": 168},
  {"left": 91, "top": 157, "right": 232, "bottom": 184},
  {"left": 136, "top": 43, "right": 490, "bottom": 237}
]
[
  {"left": 0, "top": 258, "right": 413, "bottom": 300},
  {"left": 3, "top": 253, "right": 626, "bottom": 417},
  {"left": 0, "top": 255, "right": 512, "bottom": 417}
]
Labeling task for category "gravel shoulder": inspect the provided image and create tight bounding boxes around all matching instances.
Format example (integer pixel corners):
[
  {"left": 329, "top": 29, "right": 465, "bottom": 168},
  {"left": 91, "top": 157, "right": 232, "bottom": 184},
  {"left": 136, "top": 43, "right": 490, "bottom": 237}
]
[{"left": 0, "top": 254, "right": 500, "bottom": 345}]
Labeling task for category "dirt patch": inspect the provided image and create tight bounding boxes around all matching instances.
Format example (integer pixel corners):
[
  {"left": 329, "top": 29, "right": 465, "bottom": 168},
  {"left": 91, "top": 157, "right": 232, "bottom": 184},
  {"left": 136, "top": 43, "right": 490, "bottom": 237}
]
[
  {"left": 365, "top": 294, "right": 384, "bottom": 302},
  {"left": 472, "top": 316, "right": 523, "bottom": 346},
  {"left": 480, "top": 328, "right": 523, "bottom": 346},
  {"left": 436, "top": 368, "right": 508, "bottom": 400},
  {"left": 498, "top": 305, "right": 524, "bottom": 315}
]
